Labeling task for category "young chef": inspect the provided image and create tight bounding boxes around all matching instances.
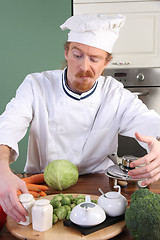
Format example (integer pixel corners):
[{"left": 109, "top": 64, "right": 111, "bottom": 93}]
[{"left": 0, "top": 13, "right": 160, "bottom": 223}]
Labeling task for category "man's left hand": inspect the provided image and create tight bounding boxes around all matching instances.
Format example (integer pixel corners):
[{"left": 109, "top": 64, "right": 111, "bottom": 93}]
[{"left": 128, "top": 132, "right": 160, "bottom": 186}]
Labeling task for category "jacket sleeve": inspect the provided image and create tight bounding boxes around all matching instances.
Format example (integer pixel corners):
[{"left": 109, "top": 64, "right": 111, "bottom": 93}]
[{"left": 0, "top": 75, "right": 34, "bottom": 162}]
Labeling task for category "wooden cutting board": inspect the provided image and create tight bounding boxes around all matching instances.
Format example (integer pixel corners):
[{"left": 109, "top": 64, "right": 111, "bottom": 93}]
[{"left": 6, "top": 194, "right": 125, "bottom": 240}]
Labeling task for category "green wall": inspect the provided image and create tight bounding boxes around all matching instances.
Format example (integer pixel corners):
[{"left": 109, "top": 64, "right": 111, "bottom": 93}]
[{"left": 0, "top": 0, "right": 72, "bottom": 172}]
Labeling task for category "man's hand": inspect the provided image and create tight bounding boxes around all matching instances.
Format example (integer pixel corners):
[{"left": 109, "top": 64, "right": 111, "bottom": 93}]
[
  {"left": 0, "top": 170, "right": 29, "bottom": 222},
  {"left": 128, "top": 132, "right": 160, "bottom": 186}
]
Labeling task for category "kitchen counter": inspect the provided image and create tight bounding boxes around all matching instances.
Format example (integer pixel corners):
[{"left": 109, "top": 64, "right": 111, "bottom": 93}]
[{"left": 1, "top": 173, "right": 160, "bottom": 240}]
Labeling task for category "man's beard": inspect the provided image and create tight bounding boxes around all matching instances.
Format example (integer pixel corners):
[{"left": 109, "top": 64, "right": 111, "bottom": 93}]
[{"left": 73, "top": 70, "right": 94, "bottom": 93}]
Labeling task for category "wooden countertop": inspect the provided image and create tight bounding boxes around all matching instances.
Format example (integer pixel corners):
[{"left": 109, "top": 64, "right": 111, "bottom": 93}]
[{"left": 1, "top": 173, "right": 160, "bottom": 240}]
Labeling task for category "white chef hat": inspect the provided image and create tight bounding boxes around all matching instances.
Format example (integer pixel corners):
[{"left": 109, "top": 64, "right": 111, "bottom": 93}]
[{"left": 60, "top": 14, "right": 126, "bottom": 53}]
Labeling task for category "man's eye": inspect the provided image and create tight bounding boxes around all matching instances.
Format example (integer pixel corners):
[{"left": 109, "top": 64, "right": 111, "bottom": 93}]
[
  {"left": 74, "top": 54, "right": 82, "bottom": 58},
  {"left": 90, "top": 57, "right": 100, "bottom": 62}
]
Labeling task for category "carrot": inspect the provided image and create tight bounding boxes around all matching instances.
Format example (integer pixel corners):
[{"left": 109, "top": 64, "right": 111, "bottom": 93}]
[
  {"left": 17, "top": 190, "right": 22, "bottom": 196},
  {"left": 39, "top": 191, "right": 47, "bottom": 197},
  {"left": 26, "top": 183, "right": 49, "bottom": 192},
  {"left": 29, "top": 191, "right": 40, "bottom": 198},
  {"left": 22, "top": 173, "right": 44, "bottom": 184},
  {"left": 26, "top": 184, "right": 41, "bottom": 192}
]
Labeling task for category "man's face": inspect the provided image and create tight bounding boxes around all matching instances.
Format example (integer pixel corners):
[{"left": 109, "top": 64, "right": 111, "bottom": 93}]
[{"left": 65, "top": 42, "right": 111, "bottom": 94}]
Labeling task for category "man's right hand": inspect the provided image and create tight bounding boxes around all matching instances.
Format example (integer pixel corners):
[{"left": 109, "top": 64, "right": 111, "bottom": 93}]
[
  {"left": 0, "top": 145, "right": 29, "bottom": 222},
  {"left": 0, "top": 169, "right": 29, "bottom": 222}
]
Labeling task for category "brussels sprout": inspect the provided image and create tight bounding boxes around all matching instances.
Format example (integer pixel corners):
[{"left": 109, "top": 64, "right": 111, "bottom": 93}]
[
  {"left": 53, "top": 208, "right": 58, "bottom": 215},
  {"left": 77, "top": 194, "right": 85, "bottom": 199},
  {"left": 66, "top": 210, "right": 71, "bottom": 220},
  {"left": 91, "top": 200, "right": 97, "bottom": 204},
  {"left": 63, "top": 205, "right": 71, "bottom": 212},
  {"left": 44, "top": 160, "right": 79, "bottom": 190},
  {"left": 50, "top": 199, "right": 61, "bottom": 208},
  {"left": 61, "top": 196, "right": 71, "bottom": 206},
  {"left": 66, "top": 194, "right": 74, "bottom": 203},
  {"left": 53, "top": 195, "right": 63, "bottom": 202},
  {"left": 70, "top": 203, "right": 76, "bottom": 209},
  {"left": 56, "top": 206, "right": 67, "bottom": 220},
  {"left": 73, "top": 195, "right": 85, "bottom": 204},
  {"left": 53, "top": 214, "right": 58, "bottom": 224},
  {"left": 77, "top": 198, "right": 85, "bottom": 205}
]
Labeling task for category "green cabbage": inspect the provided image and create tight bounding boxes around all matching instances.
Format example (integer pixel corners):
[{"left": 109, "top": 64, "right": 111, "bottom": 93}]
[{"left": 44, "top": 160, "right": 79, "bottom": 190}]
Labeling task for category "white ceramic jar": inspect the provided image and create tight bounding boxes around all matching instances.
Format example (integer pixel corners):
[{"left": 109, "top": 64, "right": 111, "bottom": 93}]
[
  {"left": 32, "top": 199, "right": 53, "bottom": 232},
  {"left": 18, "top": 193, "right": 35, "bottom": 225},
  {"left": 70, "top": 195, "right": 106, "bottom": 227},
  {"left": 97, "top": 186, "right": 128, "bottom": 217}
]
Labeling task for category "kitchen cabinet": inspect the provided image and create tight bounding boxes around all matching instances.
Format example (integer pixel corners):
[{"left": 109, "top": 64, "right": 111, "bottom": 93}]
[{"left": 73, "top": 0, "right": 160, "bottom": 68}]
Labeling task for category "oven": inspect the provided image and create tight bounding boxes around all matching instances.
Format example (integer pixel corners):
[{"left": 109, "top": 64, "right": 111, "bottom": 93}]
[{"left": 104, "top": 67, "right": 160, "bottom": 157}]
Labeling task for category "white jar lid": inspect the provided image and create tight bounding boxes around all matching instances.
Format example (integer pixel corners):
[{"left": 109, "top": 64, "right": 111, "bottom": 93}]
[
  {"left": 19, "top": 193, "right": 33, "bottom": 203},
  {"left": 35, "top": 199, "right": 50, "bottom": 206}
]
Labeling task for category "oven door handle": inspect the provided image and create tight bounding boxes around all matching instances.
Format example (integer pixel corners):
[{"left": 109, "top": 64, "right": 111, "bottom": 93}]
[{"left": 131, "top": 90, "right": 149, "bottom": 96}]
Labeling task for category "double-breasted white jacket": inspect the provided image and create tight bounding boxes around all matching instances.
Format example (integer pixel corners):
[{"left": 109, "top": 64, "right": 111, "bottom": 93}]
[{"left": 0, "top": 68, "right": 160, "bottom": 174}]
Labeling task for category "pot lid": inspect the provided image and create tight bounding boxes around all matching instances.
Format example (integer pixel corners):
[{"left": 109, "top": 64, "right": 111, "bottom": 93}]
[
  {"left": 105, "top": 191, "right": 121, "bottom": 199},
  {"left": 105, "top": 164, "right": 142, "bottom": 181}
]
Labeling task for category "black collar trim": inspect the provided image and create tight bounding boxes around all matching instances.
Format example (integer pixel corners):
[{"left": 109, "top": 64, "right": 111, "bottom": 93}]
[{"left": 62, "top": 68, "right": 98, "bottom": 101}]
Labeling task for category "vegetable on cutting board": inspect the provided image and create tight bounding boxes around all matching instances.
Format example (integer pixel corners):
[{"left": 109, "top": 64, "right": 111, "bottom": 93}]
[
  {"left": 17, "top": 174, "right": 48, "bottom": 198},
  {"left": 22, "top": 173, "right": 45, "bottom": 184},
  {"left": 44, "top": 159, "right": 79, "bottom": 190}
]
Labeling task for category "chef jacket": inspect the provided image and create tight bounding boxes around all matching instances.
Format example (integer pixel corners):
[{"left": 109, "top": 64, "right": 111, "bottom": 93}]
[{"left": 0, "top": 68, "right": 160, "bottom": 174}]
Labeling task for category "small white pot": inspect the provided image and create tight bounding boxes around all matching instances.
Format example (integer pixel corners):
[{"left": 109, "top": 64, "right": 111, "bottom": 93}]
[
  {"left": 70, "top": 195, "right": 106, "bottom": 227},
  {"left": 97, "top": 186, "right": 128, "bottom": 217}
]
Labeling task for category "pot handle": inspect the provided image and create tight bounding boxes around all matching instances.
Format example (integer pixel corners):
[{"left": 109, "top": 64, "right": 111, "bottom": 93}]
[
  {"left": 85, "top": 195, "right": 91, "bottom": 203},
  {"left": 113, "top": 185, "right": 121, "bottom": 194}
]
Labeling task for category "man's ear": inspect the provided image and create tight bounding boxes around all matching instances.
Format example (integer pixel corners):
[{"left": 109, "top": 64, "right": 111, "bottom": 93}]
[
  {"left": 64, "top": 49, "right": 68, "bottom": 61},
  {"left": 101, "top": 55, "right": 112, "bottom": 76},
  {"left": 105, "top": 55, "right": 112, "bottom": 68}
]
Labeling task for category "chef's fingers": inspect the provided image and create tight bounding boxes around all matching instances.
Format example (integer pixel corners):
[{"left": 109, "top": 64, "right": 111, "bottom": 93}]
[
  {"left": 1, "top": 190, "right": 27, "bottom": 222},
  {"left": 130, "top": 151, "right": 155, "bottom": 168},
  {"left": 19, "top": 178, "right": 29, "bottom": 194},
  {"left": 140, "top": 172, "right": 160, "bottom": 186},
  {"left": 135, "top": 132, "right": 155, "bottom": 145},
  {"left": 128, "top": 157, "right": 160, "bottom": 180},
  {"left": 130, "top": 167, "right": 160, "bottom": 186},
  {"left": 129, "top": 164, "right": 160, "bottom": 179}
]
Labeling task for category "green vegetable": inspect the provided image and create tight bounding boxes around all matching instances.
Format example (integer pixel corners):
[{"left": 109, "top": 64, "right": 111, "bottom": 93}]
[
  {"left": 61, "top": 196, "right": 71, "bottom": 206},
  {"left": 75, "top": 198, "right": 85, "bottom": 205},
  {"left": 63, "top": 205, "right": 71, "bottom": 211},
  {"left": 70, "top": 203, "right": 76, "bottom": 209},
  {"left": 44, "top": 160, "right": 79, "bottom": 190},
  {"left": 53, "top": 194, "right": 63, "bottom": 201},
  {"left": 66, "top": 194, "right": 74, "bottom": 202},
  {"left": 73, "top": 194, "right": 85, "bottom": 205},
  {"left": 125, "top": 188, "right": 160, "bottom": 240},
  {"left": 91, "top": 199, "right": 97, "bottom": 204},
  {"left": 66, "top": 210, "right": 71, "bottom": 220},
  {"left": 50, "top": 199, "right": 61, "bottom": 208},
  {"left": 52, "top": 214, "right": 58, "bottom": 224},
  {"left": 56, "top": 206, "right": 67, "bottom": 220}
]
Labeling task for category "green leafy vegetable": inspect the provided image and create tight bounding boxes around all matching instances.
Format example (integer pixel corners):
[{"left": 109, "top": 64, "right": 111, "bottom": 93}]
[
  {"left": 44, "top": 160, "right": 79, "bottom": 190},
  {"left": 125, "top": 188, "right": 160, "bottom": 240}
]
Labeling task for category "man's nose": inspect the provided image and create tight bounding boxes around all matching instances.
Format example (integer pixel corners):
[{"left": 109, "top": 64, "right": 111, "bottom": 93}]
[{"left": 80, "top": 57, "right": 89, "bottom": 71}]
